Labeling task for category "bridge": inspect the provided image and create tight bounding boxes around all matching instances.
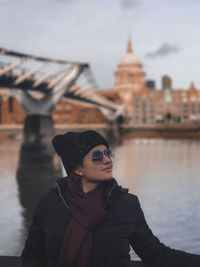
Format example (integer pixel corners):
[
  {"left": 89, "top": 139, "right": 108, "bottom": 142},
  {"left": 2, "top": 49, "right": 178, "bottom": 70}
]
[{"left": 0, "top": 47, "right": 124, "bottom": 122}]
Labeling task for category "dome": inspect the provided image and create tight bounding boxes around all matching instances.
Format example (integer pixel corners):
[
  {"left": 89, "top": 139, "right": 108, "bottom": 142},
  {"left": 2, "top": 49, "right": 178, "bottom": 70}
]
[
  {"left": 119, "top": 40, "right": 141, "bottom": 65},
  {"left": 120, "top": 53, "right": 141, "bottom": 65}
]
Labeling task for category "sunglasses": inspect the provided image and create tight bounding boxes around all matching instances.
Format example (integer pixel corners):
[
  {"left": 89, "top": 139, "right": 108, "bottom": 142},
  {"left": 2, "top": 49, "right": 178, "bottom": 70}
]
[{"left": 90, "top": 149, "right": 114, "bottom": 164}]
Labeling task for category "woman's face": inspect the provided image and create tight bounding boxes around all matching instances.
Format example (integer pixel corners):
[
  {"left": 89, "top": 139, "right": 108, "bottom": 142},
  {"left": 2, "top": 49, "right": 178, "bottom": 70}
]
[{"left": 75, "top": 144, "right": 113, "bottom": 182}]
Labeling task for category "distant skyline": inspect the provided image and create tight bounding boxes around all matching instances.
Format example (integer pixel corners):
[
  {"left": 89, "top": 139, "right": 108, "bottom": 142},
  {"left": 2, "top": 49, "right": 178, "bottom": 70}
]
[{"left": 1, "top": 0, "right": 200, "bottom": 90}]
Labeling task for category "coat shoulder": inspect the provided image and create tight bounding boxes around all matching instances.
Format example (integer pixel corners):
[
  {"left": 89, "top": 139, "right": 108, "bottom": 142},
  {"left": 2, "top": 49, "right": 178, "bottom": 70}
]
[
  {"left": 118, "top": 187, "right": 139, "bottom": 204},
  {"left": 114, "top": 186, "right": 141, "bottom": 212},
  {"left": 33, "top": 184, "right": 61, "bottom": 217},
  {"left": 39, "top": 185, "right": 59, "bottom": 204},
  {"left": 38, "top": 176, "right": 66, "bottom": 204}
]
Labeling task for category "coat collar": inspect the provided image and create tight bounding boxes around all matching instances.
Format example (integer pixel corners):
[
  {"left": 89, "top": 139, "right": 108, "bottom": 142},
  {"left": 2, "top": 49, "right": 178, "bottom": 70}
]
[{"left": 54, "top": 176, "right": 128, "bottom": 209}]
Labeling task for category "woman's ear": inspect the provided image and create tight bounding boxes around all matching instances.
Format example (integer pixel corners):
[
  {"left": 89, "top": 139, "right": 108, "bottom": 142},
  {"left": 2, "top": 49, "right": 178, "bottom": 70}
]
[{"left": 73, "top": 166, "right": 83, "bottom": 176}]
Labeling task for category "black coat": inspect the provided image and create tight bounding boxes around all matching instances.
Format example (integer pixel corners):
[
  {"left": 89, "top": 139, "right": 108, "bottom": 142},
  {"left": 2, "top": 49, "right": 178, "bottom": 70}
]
[{"left": 21, "top": 177, "right": 200, "bottom": 267}]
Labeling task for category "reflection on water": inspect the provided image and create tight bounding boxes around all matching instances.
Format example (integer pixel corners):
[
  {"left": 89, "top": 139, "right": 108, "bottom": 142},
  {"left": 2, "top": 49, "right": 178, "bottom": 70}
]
[
  {"left": 0, "top": 134, "right": 23, "bottom": 255},
  {"left": 0, "top": 131, "right": 62, "bottom": 256},
  {"left": 113, "top": 138, "right": 200, "bottom": 255},
  {"left": 17, "top": 141, "right": 62, "bottom": 229},
  {"left": 0, "top": 134, "right": 200, "bottom": 257}
]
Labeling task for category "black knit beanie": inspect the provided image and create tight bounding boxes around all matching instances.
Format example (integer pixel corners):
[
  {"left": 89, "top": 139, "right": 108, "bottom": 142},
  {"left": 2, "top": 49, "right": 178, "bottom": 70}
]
[{"left": 52, "top": 130, "right": 109, "bottom": 175}]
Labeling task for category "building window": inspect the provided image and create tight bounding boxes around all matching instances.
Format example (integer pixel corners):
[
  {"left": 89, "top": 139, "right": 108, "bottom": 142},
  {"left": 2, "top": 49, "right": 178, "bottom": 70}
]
[
  {"left": 183, "top": 103, "right": 188, "bottom": 116},
  {"left": 134, "top": 104, "right": 139, "bottom": 109},
  {"left": 142, "top": 117, "right": 146, "bottom": 124},
  {"left": 183, "top": 103, "right": 188, "bottom": 108},
  {"left": 134, "top": 115, "right": 139, "bottom": 120},
  {"left": 149, "top": 99, "right": 154, "bottom": 110},
  {"left": 134, "top": 98, "right": 139, "bottom": 109},
  {"left": 183, "top": 102, "right": 188, "bottom": 121},
  {"left": 9, "top": 97, "right": 13, "bottom": 113},
  {"left": 142, "top": 99, "right": 146, "bottom": 117},
  {"left": 80, "top": 108, "right": 89, "bottom": 113},
  {"left": 142, "top": 99, "right": 146, "bottom": 107},
  {"left": 150, "top": 113, "right": 154, "bottom": 124},
  {"left": 191, "top": 102, "right": 196, "bottom": 114},
  {"left": 134, "top": 115, "right": 139, "bottom": 125}
]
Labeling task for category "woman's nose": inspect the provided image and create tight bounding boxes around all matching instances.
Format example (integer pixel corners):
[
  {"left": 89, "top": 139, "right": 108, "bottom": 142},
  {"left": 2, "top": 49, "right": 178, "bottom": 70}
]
[{"left": 103, "top": 154, "right": 112, "bottom": 163}]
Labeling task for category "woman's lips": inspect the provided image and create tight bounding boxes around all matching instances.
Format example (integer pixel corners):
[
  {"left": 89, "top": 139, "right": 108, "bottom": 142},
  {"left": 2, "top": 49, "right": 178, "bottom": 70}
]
[{"left": 102, "top": 166, "right": 112, "bottom": 172}]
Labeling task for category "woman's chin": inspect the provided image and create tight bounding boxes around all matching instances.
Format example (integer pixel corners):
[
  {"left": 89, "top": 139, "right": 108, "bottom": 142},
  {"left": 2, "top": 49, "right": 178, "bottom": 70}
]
[{"left": 101, "top": 175, "right": 113, "bottom": 181}]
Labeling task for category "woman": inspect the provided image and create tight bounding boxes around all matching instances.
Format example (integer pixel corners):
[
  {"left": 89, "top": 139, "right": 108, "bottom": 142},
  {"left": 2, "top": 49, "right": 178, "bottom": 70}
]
[{"left": 21, "top": 130, "right": 200, "bottom": 267}]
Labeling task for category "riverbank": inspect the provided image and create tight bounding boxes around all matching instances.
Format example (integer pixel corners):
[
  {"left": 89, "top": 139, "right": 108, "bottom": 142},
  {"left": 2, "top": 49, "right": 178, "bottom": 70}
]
[
  {"left": 1, "top": 123, "right": 200, "bottom": 139},
  {"left": 122, "top": 126, "right": 200, "bottom": 139}
]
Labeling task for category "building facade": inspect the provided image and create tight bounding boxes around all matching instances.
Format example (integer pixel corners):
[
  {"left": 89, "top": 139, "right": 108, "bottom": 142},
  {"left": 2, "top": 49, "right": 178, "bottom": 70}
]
[
  {"left": 113, "top": 40, "right": 200, "bottom": 127},
  {"left": 0, "top": 40, "right": 200, "bottom": 128},
  {"left": 0, "top": 90, "right": 108, "bottom": 126}
]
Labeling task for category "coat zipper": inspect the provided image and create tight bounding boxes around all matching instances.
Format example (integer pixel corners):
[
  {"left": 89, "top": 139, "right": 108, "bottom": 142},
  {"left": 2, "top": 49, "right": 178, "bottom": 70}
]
[
  {"left": 103, "top": 183, "right": 117, "bottom": 208},
  {"left": 56, "top": 182, "right": 70, "bottom": 209},
  {"left": 108, "top": 183, "right": 117, "bottom": 198}
]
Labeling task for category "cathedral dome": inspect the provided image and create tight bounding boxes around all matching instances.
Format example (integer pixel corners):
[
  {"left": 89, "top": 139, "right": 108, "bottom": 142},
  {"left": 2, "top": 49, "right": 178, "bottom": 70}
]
[
  {"left": 114, "top": 39, "right": 146, "bottom": 90},
  {"left": 119, "top": 40, "right": 141, "bottom": 65}
]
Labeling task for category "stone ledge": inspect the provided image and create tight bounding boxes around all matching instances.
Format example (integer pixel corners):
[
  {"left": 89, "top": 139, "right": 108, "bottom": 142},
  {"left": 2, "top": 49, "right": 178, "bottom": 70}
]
[{"left": 0, "top": 256, "right": 145, "bottom": 266}]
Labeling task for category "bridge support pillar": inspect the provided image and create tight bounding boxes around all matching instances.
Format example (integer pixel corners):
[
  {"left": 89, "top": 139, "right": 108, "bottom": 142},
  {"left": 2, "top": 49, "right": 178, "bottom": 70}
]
[
  {"left": 105, "top": 119, "right": 123, "bottom": 146},
  {"left": 23, "top": 114, "right": 55, "bottom": 143}
]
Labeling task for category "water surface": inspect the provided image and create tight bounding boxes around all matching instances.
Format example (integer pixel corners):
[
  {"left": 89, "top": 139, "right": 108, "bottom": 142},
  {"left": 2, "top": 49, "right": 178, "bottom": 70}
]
[{"left": 0, "top": 134, "right": 200, "bottom": 258}]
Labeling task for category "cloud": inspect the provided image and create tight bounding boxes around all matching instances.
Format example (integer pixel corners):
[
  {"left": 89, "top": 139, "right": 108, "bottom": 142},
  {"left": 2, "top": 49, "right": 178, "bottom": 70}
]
[
  {"left": 121, "top": 0, "right": 141, "bottom": 8},
  {"left": 145, "top": 42, "right": 181, "bottom": 59}
]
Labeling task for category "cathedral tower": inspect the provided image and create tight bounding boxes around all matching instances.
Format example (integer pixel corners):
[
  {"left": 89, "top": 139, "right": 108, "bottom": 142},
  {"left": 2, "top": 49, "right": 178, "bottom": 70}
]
[{"left": 114, "top": 39, "right": 146, "bottom": 91}]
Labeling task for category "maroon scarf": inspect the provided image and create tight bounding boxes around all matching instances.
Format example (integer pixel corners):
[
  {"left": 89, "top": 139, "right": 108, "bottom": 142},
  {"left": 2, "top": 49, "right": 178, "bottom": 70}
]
[{"left": 58, "top": 176, "right": 106, "bottom": 267}]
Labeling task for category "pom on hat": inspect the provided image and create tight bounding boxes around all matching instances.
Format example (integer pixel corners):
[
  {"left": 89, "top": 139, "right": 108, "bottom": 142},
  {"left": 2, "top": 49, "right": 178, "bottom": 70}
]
[{"left": 52, "top": 130, "right": 109, "bottom": 175}]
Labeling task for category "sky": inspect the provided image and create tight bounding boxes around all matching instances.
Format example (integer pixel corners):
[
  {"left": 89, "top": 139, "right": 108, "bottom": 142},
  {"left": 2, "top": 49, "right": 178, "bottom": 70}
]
[{"left": 1, "top": 0, "right": 200, "bottom": 90}]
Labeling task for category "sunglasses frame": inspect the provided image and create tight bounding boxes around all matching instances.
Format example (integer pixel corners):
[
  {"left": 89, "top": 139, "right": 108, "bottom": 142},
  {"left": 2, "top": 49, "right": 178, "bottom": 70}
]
[{"left": 90, "top": 149, "right": 114, "bottom": 164}]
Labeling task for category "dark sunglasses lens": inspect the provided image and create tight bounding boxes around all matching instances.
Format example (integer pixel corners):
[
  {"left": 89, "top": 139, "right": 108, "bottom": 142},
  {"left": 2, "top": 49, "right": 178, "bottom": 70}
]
[
  {"left": 91, "top": 151, "right": 104, "bottom": 162},
  {"left": 105, "top": 149, "right": 114, "bottom": 159}
]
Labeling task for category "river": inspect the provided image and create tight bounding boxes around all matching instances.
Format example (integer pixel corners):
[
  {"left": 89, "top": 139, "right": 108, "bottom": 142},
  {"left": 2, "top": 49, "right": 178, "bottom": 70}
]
[{"left": 0, "top": 132, "right": 200, "bottom": 259}]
